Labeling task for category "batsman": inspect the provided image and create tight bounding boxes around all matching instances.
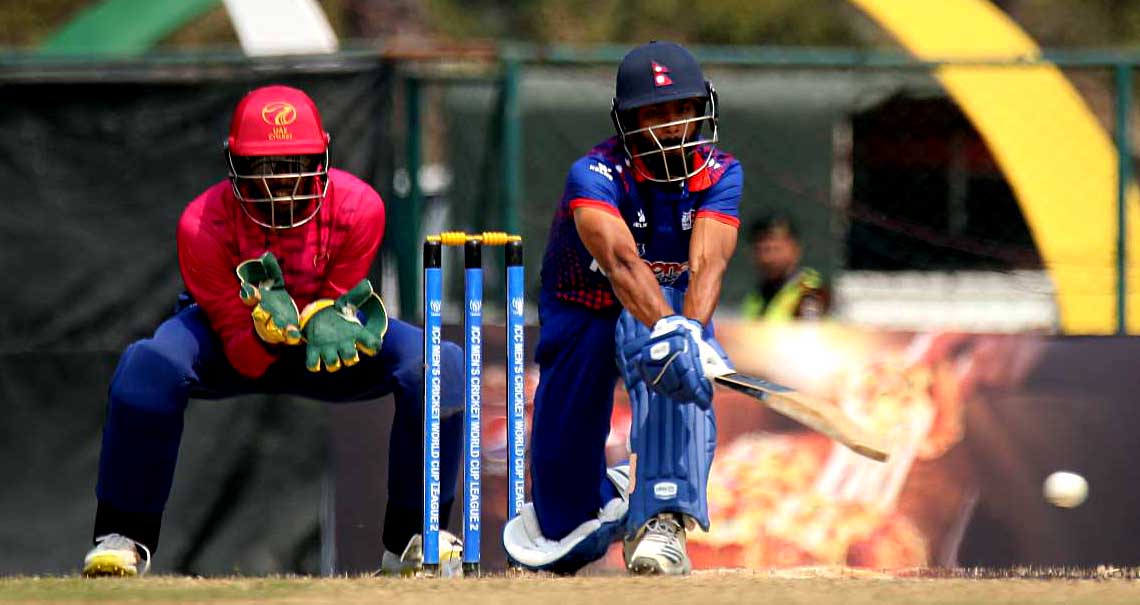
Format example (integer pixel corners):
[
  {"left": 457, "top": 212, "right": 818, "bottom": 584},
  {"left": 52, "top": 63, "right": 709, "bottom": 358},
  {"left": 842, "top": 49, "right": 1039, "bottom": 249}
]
[
  {"left": 82, "top": 85, "right": 467, "bottom": 577},
  {"left": 504, "top": 41, "right": 741, "bottom": 575}
]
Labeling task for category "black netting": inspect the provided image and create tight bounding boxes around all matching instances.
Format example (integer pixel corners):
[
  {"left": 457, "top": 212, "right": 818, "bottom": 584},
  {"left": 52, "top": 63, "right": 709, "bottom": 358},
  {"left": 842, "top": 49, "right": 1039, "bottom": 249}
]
[{"left": 0, "top": 60, "right": 394, "bottom": 575}]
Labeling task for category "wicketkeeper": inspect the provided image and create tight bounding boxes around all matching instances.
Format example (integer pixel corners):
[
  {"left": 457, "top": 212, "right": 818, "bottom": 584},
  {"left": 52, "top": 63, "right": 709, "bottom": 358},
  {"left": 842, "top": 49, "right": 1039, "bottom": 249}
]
[
  {"left": 503, "top": 41, "right": 741, "bottom": 575},
  {"left": 82, "top": 85, "right": 466, "bottom": 577}
]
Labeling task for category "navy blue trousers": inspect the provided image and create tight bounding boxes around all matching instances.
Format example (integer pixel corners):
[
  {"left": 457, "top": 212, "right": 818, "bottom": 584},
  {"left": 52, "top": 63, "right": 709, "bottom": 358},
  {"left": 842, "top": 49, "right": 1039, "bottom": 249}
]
[
  {"left": 530, "top": 294, "right": 622, "bottom": 541},
  {"left": 95, "top": 303, "right": 463, "bottom": 553}
]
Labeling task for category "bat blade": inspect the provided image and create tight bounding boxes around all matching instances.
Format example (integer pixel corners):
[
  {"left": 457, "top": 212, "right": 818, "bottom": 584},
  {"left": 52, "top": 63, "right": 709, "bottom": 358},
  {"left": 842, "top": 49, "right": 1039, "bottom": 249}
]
[{"left": 713, "top": 372, "right": 889, "bottom": 462}]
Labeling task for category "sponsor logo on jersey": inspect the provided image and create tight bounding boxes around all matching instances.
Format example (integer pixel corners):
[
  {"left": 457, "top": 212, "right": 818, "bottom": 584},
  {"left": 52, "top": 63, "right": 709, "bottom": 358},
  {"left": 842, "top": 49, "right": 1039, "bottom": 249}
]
[
  {"left": 589, "top": 162, "right": 613, "bottom": 181},
  {"left": 681, "top": 209, "right": 693, "bottom": 231},
  {"left": 644, "top": 260, "right": 689, "bottom": 284},
  {"left": 633, "top": 209, "right": 648, "bottom": 229}
]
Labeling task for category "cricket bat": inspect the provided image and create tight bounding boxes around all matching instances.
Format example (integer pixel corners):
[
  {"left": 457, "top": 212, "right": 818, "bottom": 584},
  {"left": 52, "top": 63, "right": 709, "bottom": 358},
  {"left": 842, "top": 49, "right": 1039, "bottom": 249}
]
[{"left": 714, "top": 372, "right": 890, "bottom": 462}]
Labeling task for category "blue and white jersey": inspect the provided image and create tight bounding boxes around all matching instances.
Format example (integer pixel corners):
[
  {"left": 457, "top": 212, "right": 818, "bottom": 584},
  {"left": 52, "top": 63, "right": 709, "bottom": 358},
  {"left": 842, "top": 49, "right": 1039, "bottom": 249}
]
[{"left": 539, "top": 136, "right": 742, "bottom": 311}]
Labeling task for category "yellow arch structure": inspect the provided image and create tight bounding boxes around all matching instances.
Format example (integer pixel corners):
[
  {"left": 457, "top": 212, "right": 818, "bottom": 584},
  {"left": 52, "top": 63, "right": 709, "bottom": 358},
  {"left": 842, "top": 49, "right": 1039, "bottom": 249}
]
[{"left": 850, "top": 0, "right": 1138, "bottom": 334}]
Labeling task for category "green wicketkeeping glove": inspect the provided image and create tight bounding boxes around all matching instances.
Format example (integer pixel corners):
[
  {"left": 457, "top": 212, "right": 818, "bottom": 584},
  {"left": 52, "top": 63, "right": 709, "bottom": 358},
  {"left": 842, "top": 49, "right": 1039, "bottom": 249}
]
[
  {"left": 236, "top": 252, "right": 302, "bottom": 345},
  {"left": 339, "top": 278, "right": 388, "bottom": 356},
  {"left": 299, "top": 279, "right": 388, "bottom": 373}
]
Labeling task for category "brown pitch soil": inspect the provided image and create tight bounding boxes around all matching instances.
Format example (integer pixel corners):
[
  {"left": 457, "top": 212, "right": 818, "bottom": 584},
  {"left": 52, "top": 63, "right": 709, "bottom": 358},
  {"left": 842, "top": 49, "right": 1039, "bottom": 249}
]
[{"left": 4, "top": 568, "right": 1140, "bottom": 605}]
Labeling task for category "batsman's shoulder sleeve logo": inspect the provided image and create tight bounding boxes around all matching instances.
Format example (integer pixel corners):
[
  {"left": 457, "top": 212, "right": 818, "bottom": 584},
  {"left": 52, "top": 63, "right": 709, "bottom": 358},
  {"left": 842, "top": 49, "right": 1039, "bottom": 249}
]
[
  {"left": 261, "top": 101, "right": 298, "bottom": 126},
  {"left": 588, "top": 161, "right": 614, "bottom": 182}
]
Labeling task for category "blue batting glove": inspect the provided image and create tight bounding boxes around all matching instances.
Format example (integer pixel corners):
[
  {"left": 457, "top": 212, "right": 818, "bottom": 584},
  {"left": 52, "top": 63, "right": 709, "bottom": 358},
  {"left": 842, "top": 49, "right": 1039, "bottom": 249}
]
[
  {"left": 635, "top": 315, "right": 733, "bottom": 408},
  {"left": 651, "top": 315, "right": 734, "bottom": 377}
]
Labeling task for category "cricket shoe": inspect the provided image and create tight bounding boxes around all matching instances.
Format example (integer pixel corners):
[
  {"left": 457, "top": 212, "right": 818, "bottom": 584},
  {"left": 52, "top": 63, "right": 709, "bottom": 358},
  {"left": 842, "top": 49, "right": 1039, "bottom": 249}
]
[
  {"left": 623, "top": 513, "right": 692, "bottom": 576},
  {"left": 378, "top": 530, "right": 464, "bottom": 577},
  {"left": 83, "top": 533, "right": 151, "bottom": 577}
]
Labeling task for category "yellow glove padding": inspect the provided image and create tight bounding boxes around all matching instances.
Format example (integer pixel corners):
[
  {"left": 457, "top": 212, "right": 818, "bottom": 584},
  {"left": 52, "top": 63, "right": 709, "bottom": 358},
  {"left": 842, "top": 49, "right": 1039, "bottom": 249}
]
[
  {"left": 236, "top": 252, "right": 302, "bottom": 346},
  {"left": 299, "top": 279, "right": 389, "bottom": 373}
]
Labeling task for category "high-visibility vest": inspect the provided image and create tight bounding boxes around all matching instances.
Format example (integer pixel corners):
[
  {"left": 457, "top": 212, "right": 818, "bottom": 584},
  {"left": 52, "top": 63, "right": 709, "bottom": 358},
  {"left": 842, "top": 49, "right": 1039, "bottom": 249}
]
[{"left": 741, "top": 268, "right": 824, "bottom": 321}]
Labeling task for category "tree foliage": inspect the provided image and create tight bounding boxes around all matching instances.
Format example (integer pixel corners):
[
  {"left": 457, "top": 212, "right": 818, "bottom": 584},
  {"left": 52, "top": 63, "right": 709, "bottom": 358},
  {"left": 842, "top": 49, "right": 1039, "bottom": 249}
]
[
  {"left": 7, "top": 0, "right": 1140, "bottom": 50},
  {"left": 425, "top": 0, "right": 868, "bottom": 46},
  {"left": 1, "top": 0, "right": 89, "bottom": 47}
]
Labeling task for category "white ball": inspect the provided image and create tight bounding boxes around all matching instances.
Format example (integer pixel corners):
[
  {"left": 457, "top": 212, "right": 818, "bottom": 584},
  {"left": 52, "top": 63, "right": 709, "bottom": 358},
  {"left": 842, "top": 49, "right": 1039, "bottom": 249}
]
[{"left": 1043, "top": 471, "right": 1088, "bottom": 508}]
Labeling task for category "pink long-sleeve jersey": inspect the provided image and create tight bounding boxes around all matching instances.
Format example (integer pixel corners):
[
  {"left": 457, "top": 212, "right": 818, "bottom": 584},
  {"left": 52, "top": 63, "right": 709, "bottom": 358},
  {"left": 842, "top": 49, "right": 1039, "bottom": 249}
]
[{"left": 176, "top": 169, "right": 385, "bottom": 378}]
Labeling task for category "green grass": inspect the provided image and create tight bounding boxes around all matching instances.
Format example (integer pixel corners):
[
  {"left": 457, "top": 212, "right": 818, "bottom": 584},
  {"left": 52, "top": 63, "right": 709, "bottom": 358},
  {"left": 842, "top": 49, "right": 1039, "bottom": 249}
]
[{"left": 4, "top": 569, "right": 1140, "bottom": 604}]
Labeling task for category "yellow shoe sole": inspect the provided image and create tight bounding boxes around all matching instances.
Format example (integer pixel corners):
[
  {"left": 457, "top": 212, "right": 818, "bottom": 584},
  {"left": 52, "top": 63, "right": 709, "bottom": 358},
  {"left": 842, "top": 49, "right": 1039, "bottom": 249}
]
[{"left": 83, "top": 553, "right": 137, "bottom": 577}]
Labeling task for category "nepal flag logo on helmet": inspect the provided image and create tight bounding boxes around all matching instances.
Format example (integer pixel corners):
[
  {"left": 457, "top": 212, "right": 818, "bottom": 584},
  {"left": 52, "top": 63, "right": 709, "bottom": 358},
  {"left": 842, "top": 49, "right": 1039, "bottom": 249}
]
[{"left": 651, "top": 61, "right": 673, "bottom": 87}]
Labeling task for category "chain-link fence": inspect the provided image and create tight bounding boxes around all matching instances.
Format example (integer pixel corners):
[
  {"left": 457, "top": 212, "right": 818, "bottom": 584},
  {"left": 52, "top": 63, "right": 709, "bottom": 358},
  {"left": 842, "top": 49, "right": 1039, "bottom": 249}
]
[
  {"left": 2, "top": 46, "right": 1136, "bottom": 341},
  {"left": 390, "top": 48, "right": 1140, "bottom": 335}
]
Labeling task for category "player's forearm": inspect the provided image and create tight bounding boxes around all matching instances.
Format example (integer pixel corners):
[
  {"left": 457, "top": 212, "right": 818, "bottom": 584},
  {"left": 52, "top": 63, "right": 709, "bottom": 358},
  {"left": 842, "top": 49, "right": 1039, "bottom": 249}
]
[
  {"left": 608, "top": 255, "right": 673, "bottom": 327},
  {"left": 573, "top": 206, "right": 672, "bottom": 326},
  {"left": 683, "top": 218, "right": 737, "bottom": 325},
  {"left": 682, "top": 255, "right": 727, "bottom": 325}
]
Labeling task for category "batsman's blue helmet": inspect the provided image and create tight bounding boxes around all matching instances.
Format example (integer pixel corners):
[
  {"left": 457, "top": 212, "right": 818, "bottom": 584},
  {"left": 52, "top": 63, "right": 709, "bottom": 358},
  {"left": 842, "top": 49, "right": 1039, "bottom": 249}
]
[{"left": 611, "top": 41, "right": 719, "bottom": 183}]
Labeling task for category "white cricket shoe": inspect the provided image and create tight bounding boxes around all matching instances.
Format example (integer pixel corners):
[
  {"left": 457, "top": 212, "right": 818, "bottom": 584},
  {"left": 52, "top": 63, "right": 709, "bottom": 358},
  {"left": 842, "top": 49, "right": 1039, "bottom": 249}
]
[
  {"left": 378, "top": 530, "right": 464, "bottom": 577},
  {"left": 82, "top": 533, "right": 151, "bottom": 577},
  {"left": 623, "top": 513, "right": 691, "bottom": 576}
]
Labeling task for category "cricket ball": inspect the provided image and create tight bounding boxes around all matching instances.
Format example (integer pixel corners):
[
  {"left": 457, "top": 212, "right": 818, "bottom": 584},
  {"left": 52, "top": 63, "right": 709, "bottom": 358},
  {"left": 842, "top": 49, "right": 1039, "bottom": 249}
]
[{"left": 1043, "top": 471, "right": 1088, "bottom": 509}]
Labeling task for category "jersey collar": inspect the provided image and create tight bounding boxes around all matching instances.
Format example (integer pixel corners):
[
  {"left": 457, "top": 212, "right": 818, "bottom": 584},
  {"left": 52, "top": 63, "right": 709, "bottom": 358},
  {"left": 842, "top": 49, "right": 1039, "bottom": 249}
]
[{"left": 626, "top": 149, "right": 715, "bottom": 193}]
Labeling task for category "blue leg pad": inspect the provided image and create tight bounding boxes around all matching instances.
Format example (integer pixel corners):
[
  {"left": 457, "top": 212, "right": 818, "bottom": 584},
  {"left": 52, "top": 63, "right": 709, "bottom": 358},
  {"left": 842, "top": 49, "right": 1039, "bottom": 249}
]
[{"left": 614, "top": 287, "right": 717, "bottom": 532}]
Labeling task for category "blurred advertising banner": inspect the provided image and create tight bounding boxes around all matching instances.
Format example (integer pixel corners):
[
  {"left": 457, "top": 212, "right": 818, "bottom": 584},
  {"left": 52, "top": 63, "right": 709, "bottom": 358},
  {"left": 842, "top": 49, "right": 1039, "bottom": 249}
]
[
  {"left": 467, "top": 323, "right": 1140, "bottom": 572},
  {"left": 686, "top": 322, "right": 986, "bottom": 570}
]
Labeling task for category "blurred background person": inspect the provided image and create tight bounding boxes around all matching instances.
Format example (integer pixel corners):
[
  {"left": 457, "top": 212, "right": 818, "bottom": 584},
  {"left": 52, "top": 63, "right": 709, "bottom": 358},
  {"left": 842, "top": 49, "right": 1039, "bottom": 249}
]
[{"left": 741, "top": 214, "right": 830, "bottom": 320}]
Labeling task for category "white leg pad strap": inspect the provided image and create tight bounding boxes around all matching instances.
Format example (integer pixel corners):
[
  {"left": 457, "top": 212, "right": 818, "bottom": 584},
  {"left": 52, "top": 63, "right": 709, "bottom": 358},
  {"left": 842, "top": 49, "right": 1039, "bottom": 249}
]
[{"left": 503, "top": 466, "right": 630, "bottom": 574}]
